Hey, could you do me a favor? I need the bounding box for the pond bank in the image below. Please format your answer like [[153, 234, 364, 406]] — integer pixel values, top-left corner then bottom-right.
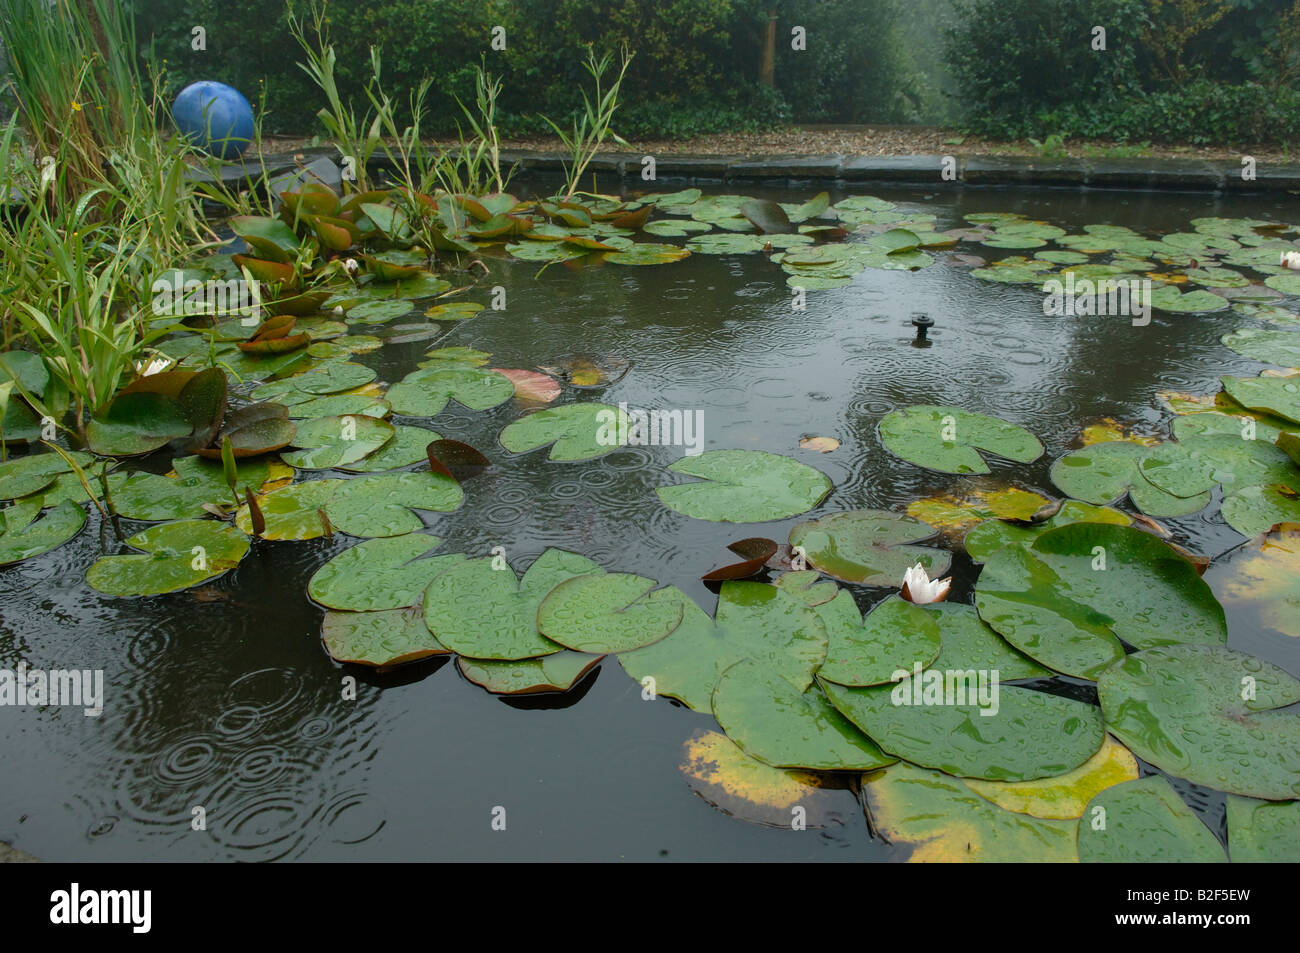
[[199, 146, 1300, 195]]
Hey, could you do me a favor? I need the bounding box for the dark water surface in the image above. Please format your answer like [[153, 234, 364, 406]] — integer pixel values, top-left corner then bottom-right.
[[2, 182, 1297, 860]]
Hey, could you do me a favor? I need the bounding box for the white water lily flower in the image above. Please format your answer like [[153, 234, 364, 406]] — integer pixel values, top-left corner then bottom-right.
[[1282, 251, 1300, 271], [343, 257, 359, 275], [134, 356, 174, 377], [900, 562, 951, 604]]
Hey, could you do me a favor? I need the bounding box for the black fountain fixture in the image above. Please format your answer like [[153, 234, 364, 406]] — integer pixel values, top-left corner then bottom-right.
[[910, 312, 934, 348]]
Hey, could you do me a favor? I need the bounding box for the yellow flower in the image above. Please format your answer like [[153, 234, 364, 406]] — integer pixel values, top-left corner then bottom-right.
[[71, 101, 82, 112]]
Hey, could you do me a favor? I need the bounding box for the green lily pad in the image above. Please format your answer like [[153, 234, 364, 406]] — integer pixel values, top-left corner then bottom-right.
[[0, 498, 86, 565], [307, 533, 465, 611], [964, 502, 1132, 563], [498, 403, 628, 461], [1222, 374, 1300, 424], [321, 605, 449, 667], [1077, 777, 1227, 863], [386, 365, 514, 417], [1143, 285, 1230, 313], [287, 394, 390, 420], [347, 300, 414, 324], [1050, 441, 1211, 517], [339, 424, 440, 472], [0, 350, 48, 395], [815, 592, 942, 687], [235, 479, 344, 539], [862, 761, 1079, 862], [1227, 795, 1300, 862], [618, 581, 829, 711], [787, 509, 950, 585], [86, 392, 193, 456], [1099, 644, 1300, 799], [879, 406, 1043, 475], [424, 302, 484, 320], [324, 471, 462, 537], [822, 673, 1105, 782], [1137, 433, 1298, 500], [656, 450, 831, 522], [711, 659, 893, 770], [1222, 328, 1300, 366], [108, 455, 286, 520], [642, 219, 711, 237], [1264, 272, 1300, 295], [685, 233, 767, 255], [456, 651, 603, 695], [86, 519, 250, 595], [282, 415, 395, 469], [537, 573, 684, 653], [974, 523, 1226, 680], [0, 451, 94, 501], [1220, 483, 1300, 539], [423, 549, 605, 659], [284, 361, 377, 396]]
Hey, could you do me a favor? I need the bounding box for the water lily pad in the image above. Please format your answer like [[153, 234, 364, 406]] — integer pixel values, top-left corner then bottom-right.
[[1050, 441, 1211, 517], [324, 471, 462, 537], [711, 659, 893, 770], [686, 233, 767, 255], [0, 451, 94, 501], [643, 219, 711, 237], [235, 479, 344, 539], [822, 674, 1104, 782], [1144, 285, 1230, 313], [618, 581, 828, 711], [815, 592, 942, 687], [1099, 644, 1300, 799], [537, 573, 683, 653], [423, 549, 604, 659], [86, 392, 193, 456], [1206, 522, 1300, 639], [86, 519, 250, 595], [1227, 795, 1300, 862], [1222, 328, 1300, 366], [307, 533, 464, 611], [339, 424, 440, 472], [603, 243, 690, 265], [1137, 433, 1298, 501], [0, 498, 85, 565], [286, 361, 377, 396], [788, 510, 950, 585], [386, 365, 513, 417], [1220, 484, 1300, 538], [964, 501, 1131, 563], [456, 651, 602, 695], [1076, 777, 1226, 863], [282, 415, 395, 469], [656, 450, 831, 522], [498, 403, 628, 461], [679, 729, 841, 829], [974, 523, 1226, 679], [321, 606, 448, 668], [108, 455, 287, 520], [879, 406, 1043, 475], [862, 761, 1079, 862], [287, 394, 390, 420], [1222, 374, 1300, 424], [907, 487, 1050, 532], [1264, 272, 1300, 295], [964, 735, 1138, 820]]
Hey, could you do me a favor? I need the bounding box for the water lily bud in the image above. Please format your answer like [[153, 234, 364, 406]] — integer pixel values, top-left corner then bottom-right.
[[1282, 251, 1300, 271]]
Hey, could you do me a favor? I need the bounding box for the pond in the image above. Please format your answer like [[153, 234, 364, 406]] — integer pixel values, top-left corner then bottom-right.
[[1, 180, 1298, 861]]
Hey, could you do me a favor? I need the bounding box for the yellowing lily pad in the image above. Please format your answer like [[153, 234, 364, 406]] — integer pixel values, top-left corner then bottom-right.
[[964, 735, 1138, 819]]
